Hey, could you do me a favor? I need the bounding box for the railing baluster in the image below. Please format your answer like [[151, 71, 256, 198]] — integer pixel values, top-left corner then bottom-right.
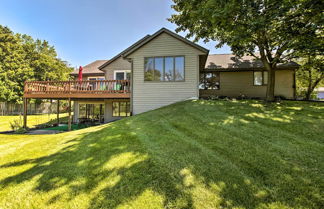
[[24, 79, 130, 96]]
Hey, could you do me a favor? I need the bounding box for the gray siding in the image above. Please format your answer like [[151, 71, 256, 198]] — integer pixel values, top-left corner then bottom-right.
[[101, 57, 131, 80], [200, 70, 295, 99], [104, 100, 124, 122]]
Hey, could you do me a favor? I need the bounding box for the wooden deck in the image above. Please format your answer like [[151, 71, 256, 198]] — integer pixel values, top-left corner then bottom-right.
[[24, 80, 131, 99]]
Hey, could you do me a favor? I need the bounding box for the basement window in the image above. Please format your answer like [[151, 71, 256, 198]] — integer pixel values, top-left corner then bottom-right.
[[112, 102, 131, 117]]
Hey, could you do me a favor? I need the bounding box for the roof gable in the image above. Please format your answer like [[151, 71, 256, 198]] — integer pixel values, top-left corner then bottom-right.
[[123, 28, 209, 57], [99, 28, 208, 70]]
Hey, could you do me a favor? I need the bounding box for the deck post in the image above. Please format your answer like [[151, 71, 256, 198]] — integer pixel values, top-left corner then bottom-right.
[[85, 104, 88, 119], [68, 98, 71, 131], [92, 104, 95, 121], [99, 104, 102, 123], [23, 98, 27, 129], [57, 99, 60, 125]]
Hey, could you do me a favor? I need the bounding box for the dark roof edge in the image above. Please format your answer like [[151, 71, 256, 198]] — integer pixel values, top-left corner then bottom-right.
[[202, 66, 298, 72], [70, 72, 105, 76], [123, 28, 209, 57], [98, 35, 151, 70], [83, 60, 107, 68]]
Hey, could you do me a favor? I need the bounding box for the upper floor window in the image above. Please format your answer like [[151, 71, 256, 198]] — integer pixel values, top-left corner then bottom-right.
[[254, 71, 268, 86], [114, 71, 131, 80], [88, 77, 105, 80], [88, 77, 105, 90], [144, 56, 185, 81]]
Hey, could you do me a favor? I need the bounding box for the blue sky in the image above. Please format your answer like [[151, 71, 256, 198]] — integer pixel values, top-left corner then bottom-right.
[[0, 0, 231, 67]]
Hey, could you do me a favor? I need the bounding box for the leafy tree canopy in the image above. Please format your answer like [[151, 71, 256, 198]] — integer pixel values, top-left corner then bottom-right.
[[296, 55, 324, 100], [169, 0, 323, 101], [0, 25, 73, 103]]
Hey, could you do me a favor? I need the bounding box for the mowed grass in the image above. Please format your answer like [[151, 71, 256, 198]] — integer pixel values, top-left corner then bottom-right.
[[0, 113, 68, 132], [0, 100, 323, 209]]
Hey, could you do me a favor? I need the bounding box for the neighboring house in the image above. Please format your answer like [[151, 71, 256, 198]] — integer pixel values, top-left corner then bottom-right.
[[70, 60, 107, 80], [23, 28, 298, 127], [200, 54, 297, 99], [315, 87, 324, 100]]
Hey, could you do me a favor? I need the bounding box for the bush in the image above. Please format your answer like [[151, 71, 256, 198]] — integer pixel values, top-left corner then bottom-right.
[[15, 127, 27, 134], [9, 115, 27, 133], [275, 95, 287, 102], [10, 116, 23, 131]]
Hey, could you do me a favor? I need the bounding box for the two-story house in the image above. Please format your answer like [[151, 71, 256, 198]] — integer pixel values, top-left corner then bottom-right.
[[23, 28, 297, 129]]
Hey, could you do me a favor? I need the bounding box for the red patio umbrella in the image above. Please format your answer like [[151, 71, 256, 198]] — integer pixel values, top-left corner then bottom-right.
[[78, 66, 83, 81]]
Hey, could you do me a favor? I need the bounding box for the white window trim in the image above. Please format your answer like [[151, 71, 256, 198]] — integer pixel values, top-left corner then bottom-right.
[[253, 71, 268, 86], [114, 70, 131, 80], [87, 76, 105, 80]]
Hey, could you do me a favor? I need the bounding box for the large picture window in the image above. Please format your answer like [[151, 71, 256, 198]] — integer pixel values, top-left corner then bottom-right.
[[254, 71, 268, 85], [200, 72, 220, 90], [112, 102, 131, 117], [144, 56, 185, 81]]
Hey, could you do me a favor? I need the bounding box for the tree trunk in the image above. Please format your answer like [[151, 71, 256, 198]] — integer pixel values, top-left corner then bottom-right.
[[266, 67, 276, 102], [305, 89, 313, 100], [261, 57, 275, 102], [305, 70, 313, 100], [305, 74, 324, 100], [259, 47, 276, 102]]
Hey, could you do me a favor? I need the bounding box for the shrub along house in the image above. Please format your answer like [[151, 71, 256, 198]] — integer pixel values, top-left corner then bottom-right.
[[23, 28, 298, 130]]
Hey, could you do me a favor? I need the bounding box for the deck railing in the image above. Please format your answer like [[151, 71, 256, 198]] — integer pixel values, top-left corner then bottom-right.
[[24, 80, 131, 98]]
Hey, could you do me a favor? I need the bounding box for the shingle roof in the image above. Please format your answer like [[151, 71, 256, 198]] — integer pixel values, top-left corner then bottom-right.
[[71, 60, 107, 75], [205, 54, 299, 70], [99, 28, 209, 70]]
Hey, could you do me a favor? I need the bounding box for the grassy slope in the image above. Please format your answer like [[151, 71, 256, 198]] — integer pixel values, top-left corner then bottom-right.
[[0, 114, 68, 132], [0, 100, 323, 209]]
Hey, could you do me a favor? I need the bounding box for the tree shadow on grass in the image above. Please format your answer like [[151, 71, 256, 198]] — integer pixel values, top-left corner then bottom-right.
[[0, 99, 323, 208], [0, 122, 194, 208], [128, 99, 324, 208]]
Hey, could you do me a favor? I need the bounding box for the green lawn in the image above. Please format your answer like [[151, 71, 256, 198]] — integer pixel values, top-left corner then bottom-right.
[[0, 113, 68, 132], [0, 100, 323, 209], [44, 124, 90, 131]]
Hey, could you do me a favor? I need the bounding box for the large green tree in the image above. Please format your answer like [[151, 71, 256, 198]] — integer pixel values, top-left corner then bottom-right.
[[0, 26, 33, 103], [21, 36, 71, 81], [296, 55, 324, 100], [169, 0, 323, 101], [0, 25, 72, 103]]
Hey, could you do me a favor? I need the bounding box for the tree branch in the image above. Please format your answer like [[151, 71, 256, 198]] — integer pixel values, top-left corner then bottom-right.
[[247, 50, 259, 59], [274, 41, 289, 62], [312, 73, 324, 89]]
